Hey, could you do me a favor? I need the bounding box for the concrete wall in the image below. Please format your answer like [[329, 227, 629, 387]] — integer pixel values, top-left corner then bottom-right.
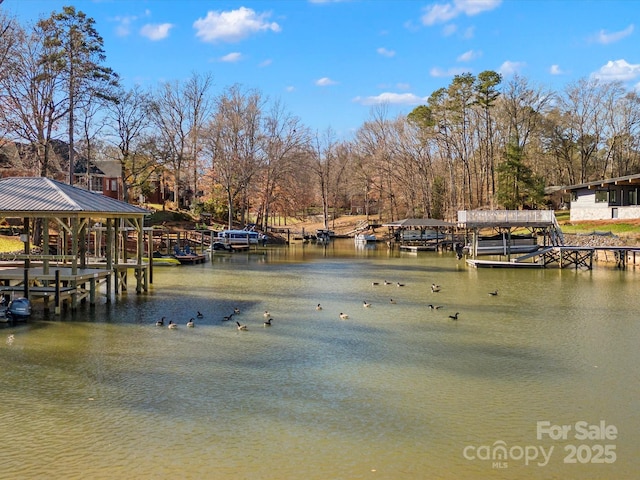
[[570, 188, 640, 220]]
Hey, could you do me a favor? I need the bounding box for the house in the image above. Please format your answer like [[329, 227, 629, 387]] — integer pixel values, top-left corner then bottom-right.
[[562, 173, 640, 221], [74, 158, 122, 200]]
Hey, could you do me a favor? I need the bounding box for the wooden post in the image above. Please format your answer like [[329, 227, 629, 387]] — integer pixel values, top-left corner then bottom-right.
[[54, 269, 61, 314], [106, 218, 113, 301]]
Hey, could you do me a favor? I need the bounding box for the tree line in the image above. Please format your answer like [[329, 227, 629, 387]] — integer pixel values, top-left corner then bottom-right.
[[1, 6, 640, 230]]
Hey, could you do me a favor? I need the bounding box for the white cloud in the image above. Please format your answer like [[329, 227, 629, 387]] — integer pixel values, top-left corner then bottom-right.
[[592, 59, 640, 82], [140, 23, 173, 41], [457, 49, 480, 62], [396, 82, 411, 90], [442, 24, 457, 36], [377, 47, 396, 58], [285, 86, 295, 92], [316, 77, 338, 86], [353, 92, 429, 106], [550, 64, 564, 75], [421, 0, 502, 26], [498, 60, 525, 76], [593, 24, 634, 45], [193, 7, 281, 43], [259, 59, 273, 67], [112, 10, 151, 37], [430, 66, 469, 77], [220, 52, 242, 63]]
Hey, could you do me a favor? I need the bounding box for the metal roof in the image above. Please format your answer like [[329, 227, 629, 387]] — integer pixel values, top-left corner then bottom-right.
[[561, 173, 640, 191], [0, 176, 149, 217], [382, 218, 456, 228]]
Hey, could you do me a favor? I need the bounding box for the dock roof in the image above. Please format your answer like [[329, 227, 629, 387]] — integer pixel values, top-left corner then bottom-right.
[[0, 176, 149, 218]]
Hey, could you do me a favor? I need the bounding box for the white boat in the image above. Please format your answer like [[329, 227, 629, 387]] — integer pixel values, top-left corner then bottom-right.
[[212, 229, 260, 246], [355, 233, 377, 243], [399, 229, 440, 241]]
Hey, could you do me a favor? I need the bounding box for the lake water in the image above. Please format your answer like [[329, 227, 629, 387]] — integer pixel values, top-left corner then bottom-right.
[[1, 240, 639, 479]]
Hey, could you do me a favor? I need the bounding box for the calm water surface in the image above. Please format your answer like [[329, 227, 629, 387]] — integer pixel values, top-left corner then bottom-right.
[[1, 240, 639, 479]]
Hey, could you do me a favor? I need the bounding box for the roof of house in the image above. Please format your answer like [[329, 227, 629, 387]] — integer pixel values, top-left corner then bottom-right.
[[561, 173, 640, 191], [0, 176, 148, 217]]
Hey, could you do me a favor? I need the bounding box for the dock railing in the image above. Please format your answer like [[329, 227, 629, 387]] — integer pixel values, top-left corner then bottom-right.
[[458, 210, 556, 226]]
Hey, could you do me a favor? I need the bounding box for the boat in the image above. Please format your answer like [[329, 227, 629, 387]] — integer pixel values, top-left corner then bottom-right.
[[315, 229, 334, 242], [399, 229, 440, 241], [144, 252, 181, 266], [213, 229, 260, 245], [466, 234, 540, 256], [171, 245, 207, 264], [6, 297, 31, 320], [355, 233, 377, 243]]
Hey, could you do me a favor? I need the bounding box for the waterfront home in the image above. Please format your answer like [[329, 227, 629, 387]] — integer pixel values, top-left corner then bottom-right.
[[562, 173, 640, 221]]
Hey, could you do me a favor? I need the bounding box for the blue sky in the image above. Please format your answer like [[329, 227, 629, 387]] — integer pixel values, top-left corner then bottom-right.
[[3, 0, 640, 138]]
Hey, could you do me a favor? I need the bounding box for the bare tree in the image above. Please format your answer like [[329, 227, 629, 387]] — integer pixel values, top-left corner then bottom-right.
[[203, 84, 265, 228], [0, 20, 67, 177], [257, 99, 310, 230], [104, 85, 153, 202]]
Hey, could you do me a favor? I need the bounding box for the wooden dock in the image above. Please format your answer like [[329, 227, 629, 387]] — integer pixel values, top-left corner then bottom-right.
[[0, 261, 150, 314]]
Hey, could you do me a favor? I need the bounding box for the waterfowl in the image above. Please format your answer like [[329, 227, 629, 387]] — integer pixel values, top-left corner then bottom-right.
[[196, 311, 204, 319], [156, 317, 165, 326], [448, 312, 460, 320], [234, 307, 240, 314], [384, 280, 392, 285], [223, 313, 234, 321], [263, 318, 272, 326], [488, 290, 498, 296], [428, 304, 443, 310], [236, 321, 248, 331], [187, 318, 195, 327], [339, 312, 349, 320], [397, 282, 405, 287], [371, 282, 380, 286], [263, 311, 271, 318], [389, 299, 396, 304], [431, 284, 441, 293], [363, 301, 371, 308], [168, 320, 178, 329]]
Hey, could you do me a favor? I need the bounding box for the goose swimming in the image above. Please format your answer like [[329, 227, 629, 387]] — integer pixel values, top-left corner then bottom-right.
[[339, 312, 349, 320], [187, 318, 195, 327], [168, 320, 178, 329], [156, 317, 165, 326], [236, 321, 248, 331], [448, 312, 459, 320]]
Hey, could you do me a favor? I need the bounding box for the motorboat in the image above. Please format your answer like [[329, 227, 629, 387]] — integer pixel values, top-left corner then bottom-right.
[[355, 233, 377, 243], [315, 229, 334, 242], [213, 229, 260, 245], [7, 297, 31, 320]]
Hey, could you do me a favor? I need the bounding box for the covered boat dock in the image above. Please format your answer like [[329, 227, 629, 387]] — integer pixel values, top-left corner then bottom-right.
[[0, 177, 150, 314], [382, 218, 458, 252]]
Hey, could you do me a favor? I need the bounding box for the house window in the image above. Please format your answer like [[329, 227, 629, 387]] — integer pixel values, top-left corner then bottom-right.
[[90, 177, 103, 191], [570, 191, 577, 202], [595, 190, 608, 203], [609, 189, 617, 204], [629, 189, 638, 206], [111, 179, 117, 191]]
